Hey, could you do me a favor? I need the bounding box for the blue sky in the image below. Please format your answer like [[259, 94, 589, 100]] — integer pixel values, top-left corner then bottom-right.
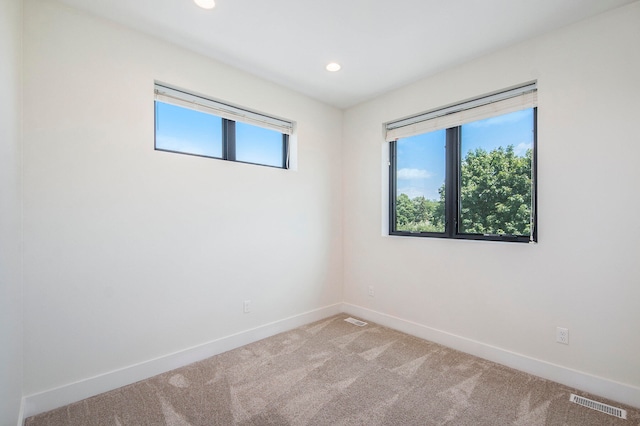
[[155, 102, 223, 157], [155, 101, 283, 167], [396, 108, 534, 200], [235, 122, 283, 167]]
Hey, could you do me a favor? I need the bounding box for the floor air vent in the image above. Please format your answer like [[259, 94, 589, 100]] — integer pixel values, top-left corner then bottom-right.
[[344, 317, 367, 327], [569, 394, 626, 419]]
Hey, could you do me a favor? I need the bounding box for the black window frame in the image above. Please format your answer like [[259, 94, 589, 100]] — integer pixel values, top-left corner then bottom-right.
[[154, 83, 291, 170], [222, 117, 289, 169], [389, 108, 537, 243]]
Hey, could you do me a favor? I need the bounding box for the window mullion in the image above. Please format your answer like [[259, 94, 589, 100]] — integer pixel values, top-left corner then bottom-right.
[[389, 141, 398, 233], [445, 127, 460, 238], [282, 134, 289, 169], [531, 107, 538, 242], [224, 119, 236, 161]]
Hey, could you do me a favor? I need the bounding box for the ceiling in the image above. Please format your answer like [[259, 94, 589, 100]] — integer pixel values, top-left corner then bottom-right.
[[53, 0, 634, 109]]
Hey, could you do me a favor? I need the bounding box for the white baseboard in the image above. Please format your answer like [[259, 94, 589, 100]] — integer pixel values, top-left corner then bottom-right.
[[21, 302, 640, 419], [23, 303, 342, 419], [341, 303, 640, 409]]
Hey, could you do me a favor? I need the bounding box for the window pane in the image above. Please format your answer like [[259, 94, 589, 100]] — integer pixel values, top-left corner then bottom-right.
[[459, 108, 534, 236], [235, 122, 284, 168], [395, 130, 446, 233], [155, 101, 222, 158]]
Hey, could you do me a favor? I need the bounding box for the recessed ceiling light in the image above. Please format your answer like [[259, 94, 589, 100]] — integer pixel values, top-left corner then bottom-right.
[[194, 0, 215, 9], [326, 62, 341, 72]]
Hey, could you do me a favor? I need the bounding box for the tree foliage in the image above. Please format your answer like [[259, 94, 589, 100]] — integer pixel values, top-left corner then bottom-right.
[[395, 145, 531, 235], [459, 146, 532, 235], [395, 194, 444, 233]]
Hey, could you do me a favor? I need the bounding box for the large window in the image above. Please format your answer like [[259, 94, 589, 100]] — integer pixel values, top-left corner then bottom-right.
[[388, 83, 537, 243], [154, 83, 293, 169]]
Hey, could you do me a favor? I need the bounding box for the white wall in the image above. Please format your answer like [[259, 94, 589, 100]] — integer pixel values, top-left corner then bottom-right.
[[22, 0, 342, 399], [343, 0, 640, 404], [0, 0, 24, 424]]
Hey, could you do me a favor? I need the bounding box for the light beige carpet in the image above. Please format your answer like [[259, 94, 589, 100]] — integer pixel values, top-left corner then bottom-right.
[[25, 314, 639, 425]]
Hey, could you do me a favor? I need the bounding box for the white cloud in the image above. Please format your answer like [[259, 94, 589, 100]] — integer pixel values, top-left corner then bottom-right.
[[397, 186, 440, 200], [514, 142, 532, 156], [397, 168, 432, 180]]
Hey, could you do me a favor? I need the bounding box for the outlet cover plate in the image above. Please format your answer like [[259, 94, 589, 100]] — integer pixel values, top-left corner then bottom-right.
[[556, 327, 569, 344]]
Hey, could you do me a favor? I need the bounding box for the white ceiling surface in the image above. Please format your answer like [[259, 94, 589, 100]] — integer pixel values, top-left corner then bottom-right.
[[54, 0, 634, 109]]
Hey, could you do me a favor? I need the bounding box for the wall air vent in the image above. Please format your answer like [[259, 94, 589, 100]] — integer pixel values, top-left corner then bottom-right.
[[569, 394, 626, 419], [344, 317, 368, 327]]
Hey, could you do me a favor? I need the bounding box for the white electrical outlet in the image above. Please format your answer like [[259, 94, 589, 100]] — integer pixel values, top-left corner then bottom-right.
[[368, 286, 375, 297], [556, 327, 569, 344], [243, 300, 251, 313]]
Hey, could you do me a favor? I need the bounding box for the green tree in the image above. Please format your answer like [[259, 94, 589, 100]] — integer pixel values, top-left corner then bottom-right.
[[411, 196, 429, 223], [432, 189, 445, 229], [459, 145, 532, 235], [395, 145, 530, 235], [396, 194, 445, 233], [395, 193, 415, 227]]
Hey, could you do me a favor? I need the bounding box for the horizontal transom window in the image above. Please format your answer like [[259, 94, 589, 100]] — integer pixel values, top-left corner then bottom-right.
[[154, 83, 293, 169]]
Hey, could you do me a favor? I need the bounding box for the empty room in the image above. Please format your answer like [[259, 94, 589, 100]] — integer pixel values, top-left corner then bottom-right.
[[1, 0, 639, 424]]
